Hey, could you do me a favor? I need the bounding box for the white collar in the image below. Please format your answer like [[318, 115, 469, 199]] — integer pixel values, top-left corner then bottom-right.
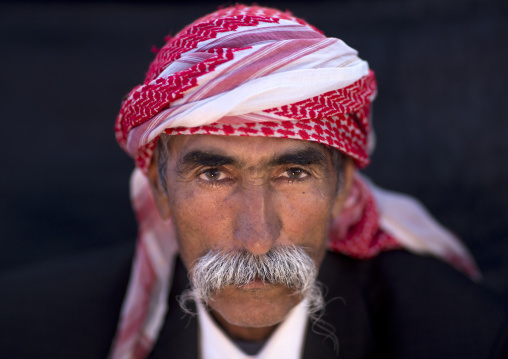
[[196, 297, 309, 359]]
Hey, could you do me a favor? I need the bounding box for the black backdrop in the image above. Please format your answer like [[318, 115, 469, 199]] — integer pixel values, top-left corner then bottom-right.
[[1, 0, 507, 299]]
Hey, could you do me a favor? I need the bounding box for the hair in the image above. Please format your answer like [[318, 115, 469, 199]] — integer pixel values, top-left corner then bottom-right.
[[156, 133, 172, 190], [155, 133, 346, 192], [185, 245, 317, 302]]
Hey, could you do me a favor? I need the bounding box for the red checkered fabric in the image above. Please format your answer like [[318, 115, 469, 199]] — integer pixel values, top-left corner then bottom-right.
[[115, 4, 375, 172]]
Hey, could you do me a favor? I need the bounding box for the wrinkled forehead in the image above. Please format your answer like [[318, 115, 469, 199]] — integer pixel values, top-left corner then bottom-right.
[[163, 133, 332, 162]]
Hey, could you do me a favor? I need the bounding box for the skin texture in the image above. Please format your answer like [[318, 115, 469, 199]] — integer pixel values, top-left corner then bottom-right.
[[147, 135, 354, 341]]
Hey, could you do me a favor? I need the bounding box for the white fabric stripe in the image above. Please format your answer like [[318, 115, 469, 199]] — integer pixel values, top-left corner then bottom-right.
[[221, 112, 291, 123], [144, 231, 170, 279], [198, 24, 324, 51], [144, 271, 169, 339]]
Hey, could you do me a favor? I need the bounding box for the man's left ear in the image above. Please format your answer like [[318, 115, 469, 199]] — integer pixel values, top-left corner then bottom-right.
[[331, 157, 355, 218], [147, 150, 172, 220]]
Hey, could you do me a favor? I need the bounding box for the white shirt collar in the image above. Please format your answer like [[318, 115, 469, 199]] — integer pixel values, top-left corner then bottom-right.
[[196, 298, 309, 359]]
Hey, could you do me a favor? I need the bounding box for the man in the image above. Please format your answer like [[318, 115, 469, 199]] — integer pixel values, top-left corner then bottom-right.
[[107, 5, 508, 358], [1, 4, 507, 359]]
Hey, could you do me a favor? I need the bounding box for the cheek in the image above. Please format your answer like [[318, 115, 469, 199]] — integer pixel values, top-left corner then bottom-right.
[[168, 185, 234, 267], [277, 188, 334, 258], [168, 177, 336, 268]]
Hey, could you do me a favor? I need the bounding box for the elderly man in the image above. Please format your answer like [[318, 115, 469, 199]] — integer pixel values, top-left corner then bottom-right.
[[104, 5, 508, 358], [1, 4, 507, 359]]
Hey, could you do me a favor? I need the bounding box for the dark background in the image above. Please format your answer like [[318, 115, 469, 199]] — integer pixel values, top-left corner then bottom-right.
[[1, 0, 507, 300]]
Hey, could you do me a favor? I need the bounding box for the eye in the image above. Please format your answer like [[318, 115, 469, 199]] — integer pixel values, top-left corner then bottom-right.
[[281, 168, 310, 180], [199, 168, 227, 182]]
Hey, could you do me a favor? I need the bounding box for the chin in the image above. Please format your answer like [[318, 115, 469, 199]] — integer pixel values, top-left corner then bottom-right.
[[208, 284, 303, 328]]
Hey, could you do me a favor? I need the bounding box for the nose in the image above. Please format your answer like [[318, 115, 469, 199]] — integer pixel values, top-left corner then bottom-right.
[[233, 183, 281, 255]]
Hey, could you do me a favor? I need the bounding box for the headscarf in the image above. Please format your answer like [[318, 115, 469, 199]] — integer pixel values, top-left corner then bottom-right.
[[115, 5, 375, 171], [110, 5, 478, 359]]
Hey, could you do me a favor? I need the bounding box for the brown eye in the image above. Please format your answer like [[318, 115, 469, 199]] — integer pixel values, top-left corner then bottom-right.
[[202, 169, 221, 180], [284, 168, 308, 179], [199, 168, 227, 182]]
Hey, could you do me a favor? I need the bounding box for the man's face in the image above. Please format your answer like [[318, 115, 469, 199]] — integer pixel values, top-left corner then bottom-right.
[[148, 134, 352, 337]]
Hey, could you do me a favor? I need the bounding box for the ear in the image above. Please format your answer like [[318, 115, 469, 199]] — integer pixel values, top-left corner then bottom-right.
[[331, 157, 355, 218], [147, 149, 172, 220]]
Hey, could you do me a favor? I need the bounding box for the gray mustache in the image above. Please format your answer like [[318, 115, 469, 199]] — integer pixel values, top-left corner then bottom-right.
[[190, 246, 317, 301]]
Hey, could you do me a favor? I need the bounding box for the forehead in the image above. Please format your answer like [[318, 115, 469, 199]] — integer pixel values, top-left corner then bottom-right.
[[166, 134, 330, 163]]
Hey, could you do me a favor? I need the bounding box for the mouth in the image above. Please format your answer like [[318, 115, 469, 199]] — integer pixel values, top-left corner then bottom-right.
[[239, 277, 270, 289]]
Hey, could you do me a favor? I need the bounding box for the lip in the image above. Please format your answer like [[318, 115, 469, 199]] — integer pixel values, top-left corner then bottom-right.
[[240, 278, 270, 289]]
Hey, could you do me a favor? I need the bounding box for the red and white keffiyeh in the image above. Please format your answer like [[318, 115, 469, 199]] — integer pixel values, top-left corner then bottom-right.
[[110, 5, 479, 359], [115, 5, 375, 172]]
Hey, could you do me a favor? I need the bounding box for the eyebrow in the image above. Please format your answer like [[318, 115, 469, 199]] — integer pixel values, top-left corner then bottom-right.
[[268, 148, 328, 168], [178, 150, 237, 173], [177, 147, 328, 173]]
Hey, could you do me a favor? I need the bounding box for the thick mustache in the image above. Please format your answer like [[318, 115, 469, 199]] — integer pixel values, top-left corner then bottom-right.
[[189, 246, 317, 301]]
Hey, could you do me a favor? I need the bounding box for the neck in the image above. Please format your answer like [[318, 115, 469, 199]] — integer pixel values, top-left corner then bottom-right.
[[210, 309, 277, 342]]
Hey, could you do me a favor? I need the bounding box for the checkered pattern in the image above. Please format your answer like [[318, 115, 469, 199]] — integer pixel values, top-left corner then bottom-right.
[[115, 4, 375, 173]]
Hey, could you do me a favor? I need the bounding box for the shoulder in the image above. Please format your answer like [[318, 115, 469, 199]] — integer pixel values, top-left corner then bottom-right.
[[0, 242, 134, 359], [319, 250, 508, 358]]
